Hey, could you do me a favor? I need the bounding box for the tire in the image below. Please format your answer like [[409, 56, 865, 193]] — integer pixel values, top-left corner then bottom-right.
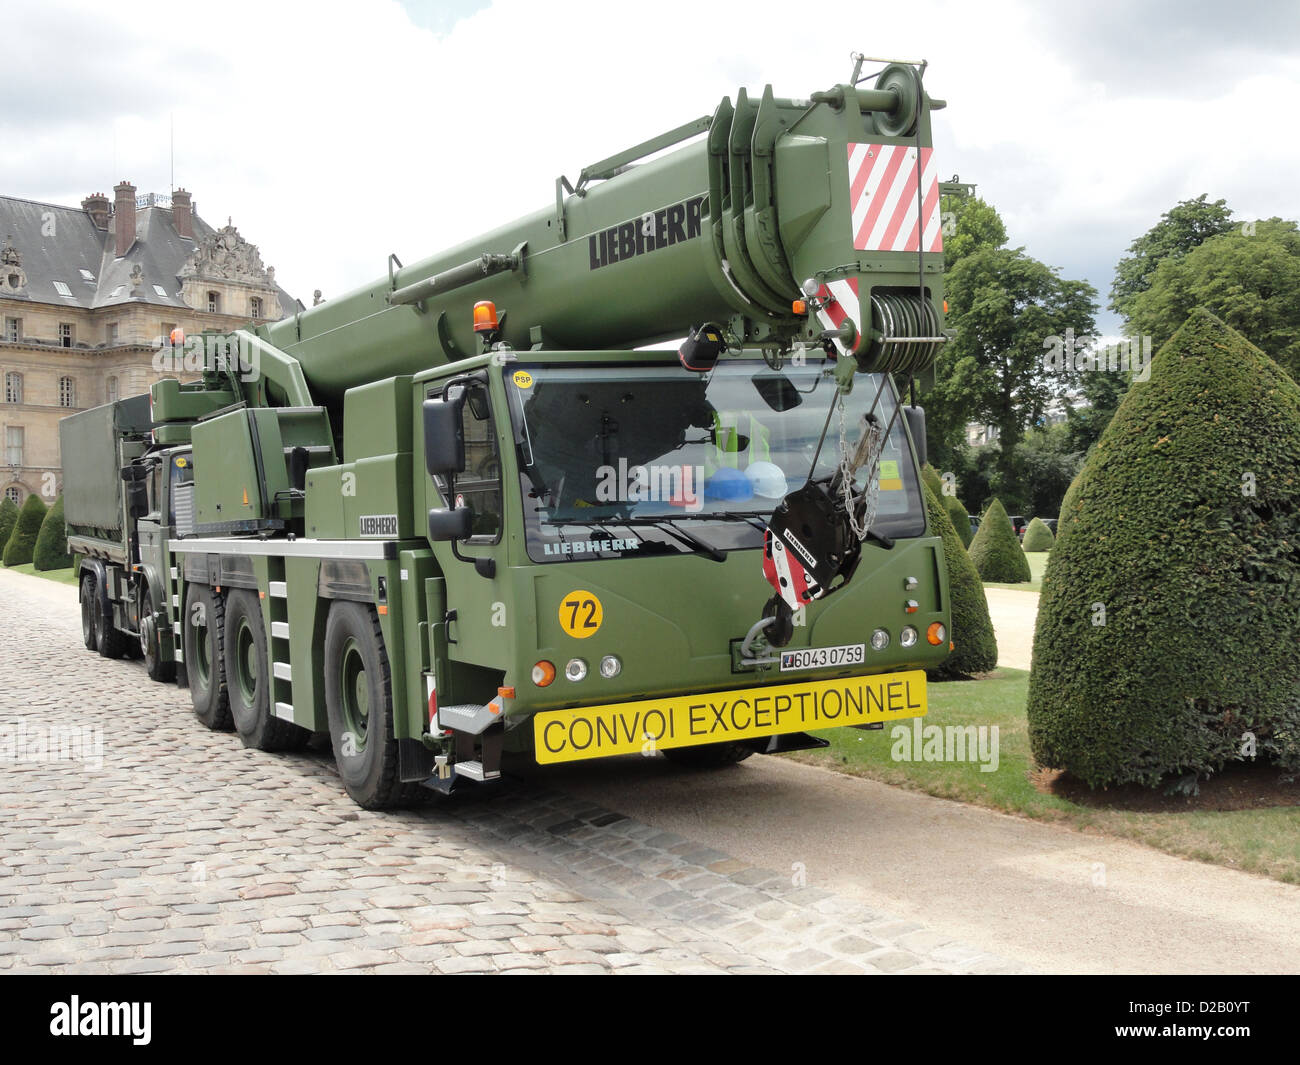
[[93, 575, 130, 660], [662, 741, 756, 768], [323, 600, 421, 810], [139, 584, 175, 683], [80, 573, 97, 651], [184, 583, 231, 730], [224, 588, 307, 751]]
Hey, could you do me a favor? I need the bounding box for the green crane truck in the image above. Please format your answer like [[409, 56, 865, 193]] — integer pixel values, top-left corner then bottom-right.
[[62, 58, 955, 808]]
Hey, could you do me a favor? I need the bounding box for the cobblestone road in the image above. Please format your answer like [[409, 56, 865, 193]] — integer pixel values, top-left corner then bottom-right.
[[0, 568, 1027, 974]]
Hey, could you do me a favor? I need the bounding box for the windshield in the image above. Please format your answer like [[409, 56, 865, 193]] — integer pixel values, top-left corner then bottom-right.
[[505, 358, 925, 562]]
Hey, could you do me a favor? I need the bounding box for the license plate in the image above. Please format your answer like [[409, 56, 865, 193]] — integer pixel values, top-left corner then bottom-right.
[[532, 670, 926, 765], [779, 643, 865, 672]]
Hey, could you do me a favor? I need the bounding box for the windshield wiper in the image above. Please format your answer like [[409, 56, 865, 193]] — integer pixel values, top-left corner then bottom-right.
[[542, 515, 724, 562]]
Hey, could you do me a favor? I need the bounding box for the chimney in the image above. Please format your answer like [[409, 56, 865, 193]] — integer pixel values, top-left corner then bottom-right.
[[113, 180, 136, 258], [172, 187, 193, 240], [82, 192, 110, 230]]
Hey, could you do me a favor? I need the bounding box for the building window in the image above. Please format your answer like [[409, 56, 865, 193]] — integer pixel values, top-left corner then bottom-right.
[[250, 297, 263, 319], [53, 280, 73, 297], [59, 376, 76, 408], [5, 426, 22, 466], [207, 291, 220, 314], [4, 317, 19, 342], [4, 372, 21, 404], [107, 376, 119, 403], [4, 485, 20, 505], [59, 323, 73, 348], [107, 322, 119, 344]]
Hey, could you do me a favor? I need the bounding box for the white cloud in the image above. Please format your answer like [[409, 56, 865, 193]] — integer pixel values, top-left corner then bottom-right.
[[4, 0, 1296, 332]]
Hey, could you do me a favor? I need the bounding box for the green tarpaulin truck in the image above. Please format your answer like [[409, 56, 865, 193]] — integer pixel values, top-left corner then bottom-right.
[[62, 58, 955, 808]]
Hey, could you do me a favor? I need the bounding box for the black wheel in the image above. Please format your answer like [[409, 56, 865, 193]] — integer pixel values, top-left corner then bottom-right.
[[138, 584, 175, 683], [324, 600, 421, 809], [93, 579, 130, 660], [662, 741, 756, 768], [79, 572, 97, 651], [184, 583, 231, 730], [224, 588, 307, 751]]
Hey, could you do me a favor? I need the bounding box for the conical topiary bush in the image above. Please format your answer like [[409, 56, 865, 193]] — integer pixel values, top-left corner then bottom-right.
[[924, 482, 998, 676], [0, 496, 17, 552], [1028, 310, 1300, 788], [33, 496, 73, 571], [3, 493, 47, 567], [942, 492, 973, 547], [968, 498, 1031, 582], [921, 463, 944, 501], [1021, 516, 1055, 552]]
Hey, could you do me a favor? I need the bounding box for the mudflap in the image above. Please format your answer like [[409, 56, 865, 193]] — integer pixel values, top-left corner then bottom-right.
[[750, 731, 830, 755]]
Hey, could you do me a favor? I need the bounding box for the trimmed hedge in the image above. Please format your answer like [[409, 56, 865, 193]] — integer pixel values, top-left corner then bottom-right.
[[943, 492, 973, 547], [0, 497, 17, 553], [920, 463, 944, 501], [33, 496, 73, 571], [1028, 311, 1300, 788], [925, 482, 998, 676], [3, 494, 47, 567], [1021, 516, 1055, 552], [968, 498, 1031, 582]]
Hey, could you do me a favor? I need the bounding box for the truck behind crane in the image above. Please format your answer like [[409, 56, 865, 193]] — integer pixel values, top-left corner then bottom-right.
[[63, 58, 954, 808]]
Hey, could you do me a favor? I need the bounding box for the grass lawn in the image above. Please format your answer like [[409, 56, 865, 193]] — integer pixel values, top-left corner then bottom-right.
[[984, 547, 1049, 592], [4, 562, 79, 586], [789, 668, 1300, 885]]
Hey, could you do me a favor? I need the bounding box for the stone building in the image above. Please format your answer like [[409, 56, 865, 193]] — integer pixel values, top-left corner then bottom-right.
[[0, 181, 299, 505]]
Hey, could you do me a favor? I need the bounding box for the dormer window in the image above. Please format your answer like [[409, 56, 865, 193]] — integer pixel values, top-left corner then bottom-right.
[[207, 291, 221, 314], [250, 297, 263, 319]]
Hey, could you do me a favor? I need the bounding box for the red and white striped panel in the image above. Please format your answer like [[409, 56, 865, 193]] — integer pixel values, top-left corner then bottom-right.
[[813, 277, 861, 356], [847, 143, 942, 254]]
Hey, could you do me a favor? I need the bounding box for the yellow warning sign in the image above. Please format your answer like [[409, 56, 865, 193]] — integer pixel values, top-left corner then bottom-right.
[[512, 370, 534, 389], [534, 670, 927, 764], [558, 591, 602, 638]]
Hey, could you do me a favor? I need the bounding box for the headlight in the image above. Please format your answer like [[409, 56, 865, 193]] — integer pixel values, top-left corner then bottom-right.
[[900, 626, 918, 649], [927, 623, 947, 646], [599, 655, 621, 678], [870, 628, 890, 651], [564, 658, 588, 682]]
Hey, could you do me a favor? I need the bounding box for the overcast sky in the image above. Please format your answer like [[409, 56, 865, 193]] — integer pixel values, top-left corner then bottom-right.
[[4, 0, 1297, 335]]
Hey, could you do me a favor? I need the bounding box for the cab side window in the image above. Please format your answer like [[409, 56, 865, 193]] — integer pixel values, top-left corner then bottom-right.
[[451, 383, 502, 543]]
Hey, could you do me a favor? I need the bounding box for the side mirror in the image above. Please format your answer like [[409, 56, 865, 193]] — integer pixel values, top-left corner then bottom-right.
[[120, 463, 148, 482], [427, 507, 472, 542], [753, 371, 802, 412], [903, 405, 927, 470], [423, 396, 466, 476]]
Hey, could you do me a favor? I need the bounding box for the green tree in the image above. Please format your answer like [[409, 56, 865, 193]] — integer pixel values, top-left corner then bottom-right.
[[1029, 311, 1300, 787], [33, 496, 72, 570], [0, 496, 17, 551], [1110, 195, 1235, 320], [923, 483, 997, 677], [927, 247, 1097, 484], [3, 494, 47, 567], [1127, 219, 1300, 381], [941, 193, 1007, 273]]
